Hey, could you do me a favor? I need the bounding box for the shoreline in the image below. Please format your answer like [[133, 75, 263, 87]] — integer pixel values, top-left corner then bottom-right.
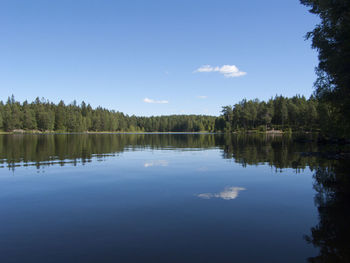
[[0, 130, 216, 135], [0, 129, 291, 135], [2, 130, 348, 143], [0, 129, 308, 135]]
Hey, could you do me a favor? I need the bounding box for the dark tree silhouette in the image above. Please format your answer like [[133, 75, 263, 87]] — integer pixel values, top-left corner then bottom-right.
[[301, 0, 350, 138]]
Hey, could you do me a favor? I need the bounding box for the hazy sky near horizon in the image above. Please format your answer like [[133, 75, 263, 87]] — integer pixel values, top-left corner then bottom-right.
[[0, 0, 319, 116]]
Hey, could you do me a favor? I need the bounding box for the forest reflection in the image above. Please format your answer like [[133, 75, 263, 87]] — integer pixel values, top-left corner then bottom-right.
[[304, 160, 350, 263], [0, 133, 349, 261], [0, 133, 335, 170]]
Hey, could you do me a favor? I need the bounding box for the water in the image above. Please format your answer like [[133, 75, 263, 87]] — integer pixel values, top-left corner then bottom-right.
[[0, 134, 348, 263]]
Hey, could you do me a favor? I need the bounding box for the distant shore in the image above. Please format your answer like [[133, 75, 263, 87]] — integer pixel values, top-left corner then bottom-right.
[[0, 129, 294, 135], [0, 130, 216, 135]]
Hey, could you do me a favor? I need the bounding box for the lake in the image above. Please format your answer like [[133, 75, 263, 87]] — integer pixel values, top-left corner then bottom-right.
[[0, 134, 348, 263]]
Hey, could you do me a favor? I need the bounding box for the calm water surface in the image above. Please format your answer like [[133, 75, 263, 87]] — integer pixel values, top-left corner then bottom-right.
[[0, 134, 348, 263]]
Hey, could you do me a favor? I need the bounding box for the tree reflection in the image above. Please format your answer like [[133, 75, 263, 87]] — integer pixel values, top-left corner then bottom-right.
[[305, 160, 350, 262], [0, 133, 349, 261], [0, 133, 327, 170], [0, 133, 218, 169]]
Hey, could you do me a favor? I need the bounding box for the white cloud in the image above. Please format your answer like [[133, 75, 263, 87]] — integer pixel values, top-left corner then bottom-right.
[[143, 97, 169, 104], [196, 65, 214, 73], [195, 64, 247, 78], [197, 95, 207, 99], [197, 186, 246, 200]]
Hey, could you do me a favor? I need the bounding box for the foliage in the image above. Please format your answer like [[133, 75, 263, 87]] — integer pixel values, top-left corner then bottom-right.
[[301, 0, 350, 137], [217, 95, 320, 132], [0, 96, 216, 132]]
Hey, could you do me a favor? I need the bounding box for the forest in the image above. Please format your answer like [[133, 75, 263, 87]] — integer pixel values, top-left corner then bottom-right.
[[216, 95, 320, 132], [0, 94, 330, 134], [0, 95, 216, 132]]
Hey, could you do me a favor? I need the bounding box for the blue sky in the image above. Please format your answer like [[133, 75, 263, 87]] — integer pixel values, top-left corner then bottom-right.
[[0, 0, 318, 116]]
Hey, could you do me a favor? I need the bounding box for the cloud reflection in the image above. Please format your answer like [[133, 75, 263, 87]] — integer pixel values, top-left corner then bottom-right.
[[144, 160, 169, 168], [198, 187, 246, 200], [197, 166, 208, 172]]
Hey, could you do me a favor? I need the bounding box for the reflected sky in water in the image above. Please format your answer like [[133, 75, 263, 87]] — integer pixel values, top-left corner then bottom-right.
[[144, 160, 169, 167], [0, 134, 348, 263], [198, 186, 246, 200]]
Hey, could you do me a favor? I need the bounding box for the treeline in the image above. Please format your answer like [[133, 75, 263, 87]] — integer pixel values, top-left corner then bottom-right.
[[0, 95, 343, 135], [0, 96, 216, 132], [216, 95, 326, 132]]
